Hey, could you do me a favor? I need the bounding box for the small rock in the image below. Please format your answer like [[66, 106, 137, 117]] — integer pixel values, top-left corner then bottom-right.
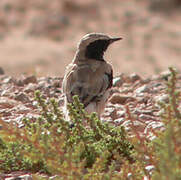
[[0, 109, 12, 116], [160, 70, 171, 81], [139, 114, 155, 121], [109, 108, 117, 120], [145, 165, 155, 173], [49, 175, 60, 180], [135, 85, 149, 94], [1, 89, 10, 96], [16, 174, 33, 180], [3, 76, 13, 84], [55, 89, 62, 93], [135, 93, 144, 97], [15, 79, 24, 86], [0, 67, 5, 75], [120, 86, 132, 93], [14, 93, 30, 103], [129, 73, 141, 82], [52, 80, 61, 88], [23, 75, 37, 84], [113, 76, 124, 87], [24, 83, 37, 93], [151, 74, 160, 80], [155, 94, 169, 104], [109, 93, 135, 104], [109, 88, 120, 96], [13, 114, 24, 124], [114, 118, 125, 124], [141, 78, 151, 84], [134, 108, 154, 116], [37, 80, 50, 90], [13, 104, 30, 114], [144, 121, 164, 133], [121, 120, 131, 131], [0, 97, 17, 108], [117, 110, 125, 117], [151, 82, 162, 88], [137, 96, 150, 104]]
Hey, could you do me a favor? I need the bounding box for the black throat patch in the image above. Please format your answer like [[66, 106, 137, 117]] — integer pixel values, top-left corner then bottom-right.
[[85, 40, 110, 60]]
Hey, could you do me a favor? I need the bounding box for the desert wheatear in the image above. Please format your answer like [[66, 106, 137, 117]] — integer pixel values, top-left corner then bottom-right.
[[62, 33, 122, 120]]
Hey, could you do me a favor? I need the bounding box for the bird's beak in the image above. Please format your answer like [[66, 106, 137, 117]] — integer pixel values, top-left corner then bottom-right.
[[109, 37, 122, 43]]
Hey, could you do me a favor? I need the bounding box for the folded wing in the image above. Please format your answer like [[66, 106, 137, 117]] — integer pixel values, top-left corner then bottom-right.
[[63, 63, 112, 107]]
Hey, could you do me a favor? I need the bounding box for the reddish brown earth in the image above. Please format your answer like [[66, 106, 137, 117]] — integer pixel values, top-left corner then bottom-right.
[[0, 0, 181, 78], [0, 71, 181, 179]]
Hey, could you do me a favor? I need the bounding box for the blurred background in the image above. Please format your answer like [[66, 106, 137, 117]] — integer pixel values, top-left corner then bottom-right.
[[0, 0, 181, 78]]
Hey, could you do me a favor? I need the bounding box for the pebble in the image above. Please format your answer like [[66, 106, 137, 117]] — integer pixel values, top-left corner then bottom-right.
[[144, 121, 164, 135], [131, 120, 145, 131], [109, 93, 135, 104], [23, 75, 37, 84], [154, 94, 169, 104], [49, 175, 60, 180], [117, 110, 125, 117], [139, 114, 155, 121], [3, 76, 14, 84], [135, 85, 149, 94], [1, 89, 10, 96], [0, 109, 12, 116], [110, 88, 121, 96], [133, 108, 154, 115], [136, 93, 145, 97], [113, 76, 124, 87], [129, 73, 141, 82], [109, 108, 118, 120], [121, 120, 131, 130], [9, 174, 32, 180], [160, 70, 171, 81], [145, 165, 155, 173], [14, 93, 30, 103], [24, 83, 37, 93], [0, 97, 17, 108], [114, 118, 125, 124], [13, 104, 30, 114], [15, 79, 24, 86], [52, 80, 61, 88], [152, 82, 162, 88]]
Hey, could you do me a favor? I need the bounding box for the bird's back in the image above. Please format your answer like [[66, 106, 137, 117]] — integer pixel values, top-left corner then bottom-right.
[[63, 59, 112, 107]]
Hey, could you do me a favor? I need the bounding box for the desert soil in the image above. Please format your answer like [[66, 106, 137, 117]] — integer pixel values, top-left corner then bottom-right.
[[0, 0, 181, 77], [0, 71, 181, 179]]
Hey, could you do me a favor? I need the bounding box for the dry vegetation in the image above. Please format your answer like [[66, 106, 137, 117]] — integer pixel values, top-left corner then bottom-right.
[[0, 68, 180, 179]]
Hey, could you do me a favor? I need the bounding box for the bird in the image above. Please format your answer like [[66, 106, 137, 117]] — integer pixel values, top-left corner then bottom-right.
[[62, 32, 122, 121]]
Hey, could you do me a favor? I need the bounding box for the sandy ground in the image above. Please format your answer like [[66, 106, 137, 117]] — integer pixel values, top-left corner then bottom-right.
[[0, 0, 181, 78]]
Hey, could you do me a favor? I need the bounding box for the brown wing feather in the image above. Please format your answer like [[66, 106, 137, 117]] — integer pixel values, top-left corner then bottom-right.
[[63, 61, 112, 107]]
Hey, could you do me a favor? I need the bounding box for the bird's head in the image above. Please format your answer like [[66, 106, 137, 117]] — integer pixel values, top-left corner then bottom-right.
[[75, 33, 122, 61]]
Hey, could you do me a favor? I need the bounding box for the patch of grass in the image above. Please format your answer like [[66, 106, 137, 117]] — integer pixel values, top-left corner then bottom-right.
[[0, 91, 133, 178]]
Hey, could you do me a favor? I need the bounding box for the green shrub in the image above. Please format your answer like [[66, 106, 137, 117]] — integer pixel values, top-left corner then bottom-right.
[[125, 67, 181, 180], [0, 91, 133, 178], [151, 68, 181, 179], [0, 67, 180, 179]]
